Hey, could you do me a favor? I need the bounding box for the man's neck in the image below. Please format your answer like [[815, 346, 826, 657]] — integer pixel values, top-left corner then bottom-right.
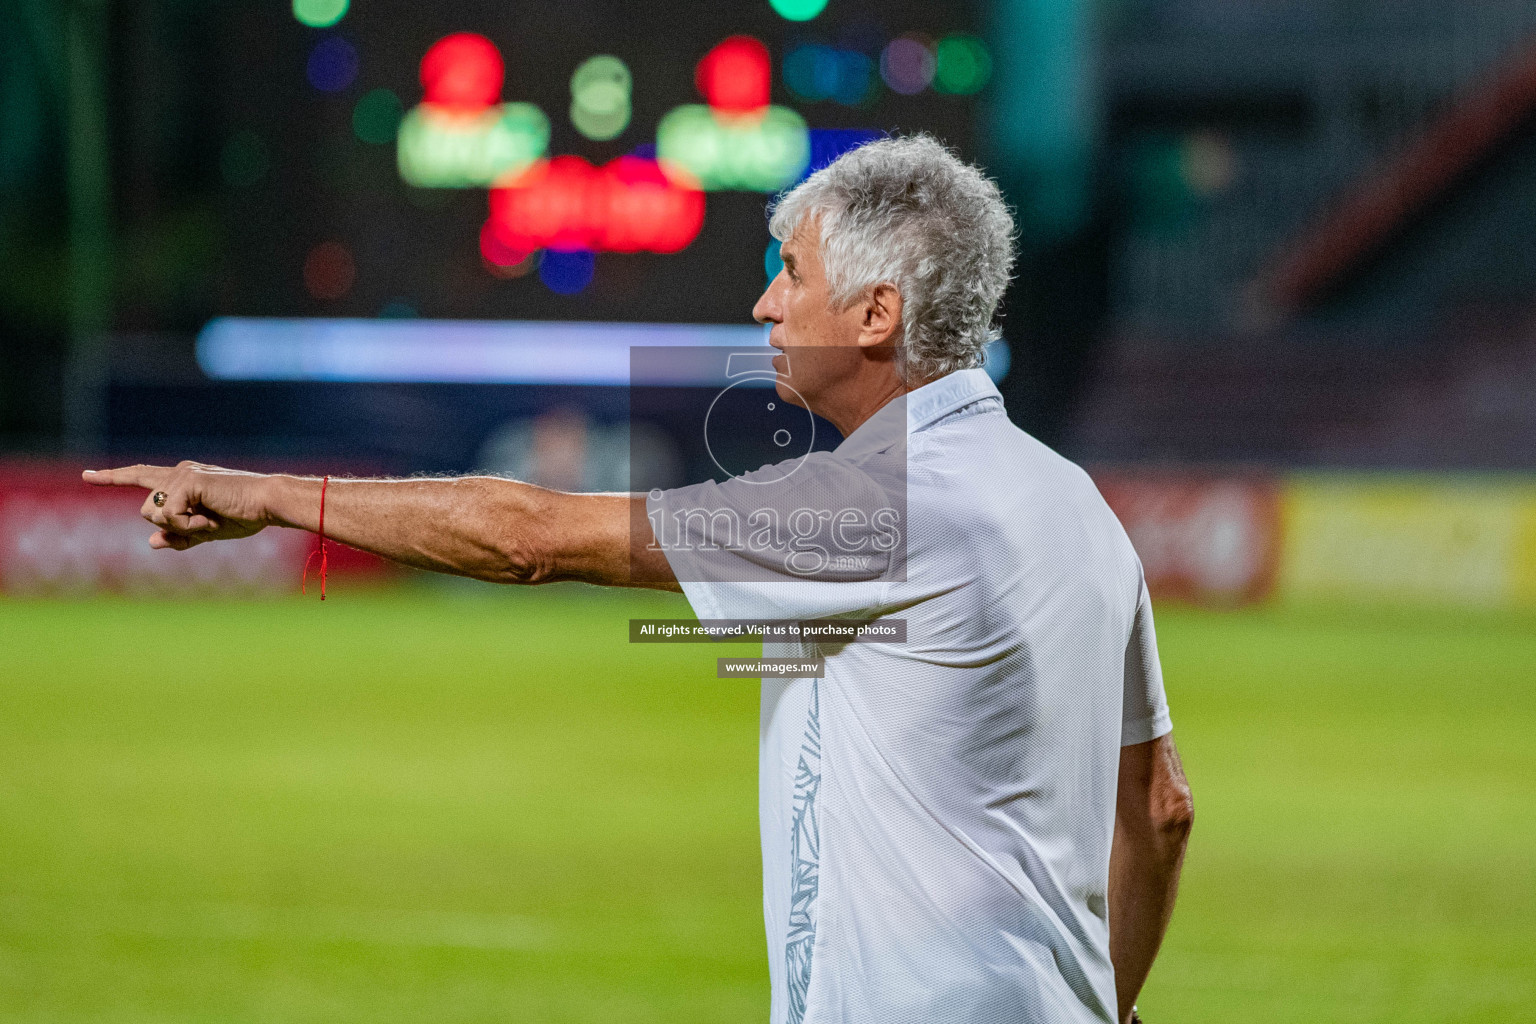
[[821, 371, 933, 438]]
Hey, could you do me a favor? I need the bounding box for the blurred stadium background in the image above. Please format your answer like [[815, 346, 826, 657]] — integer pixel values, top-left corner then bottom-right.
[[1, 1, 1533, 1022]]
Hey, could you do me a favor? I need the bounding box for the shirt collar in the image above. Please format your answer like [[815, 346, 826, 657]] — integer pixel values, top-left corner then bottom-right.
[[834, 368, 1002, 461]]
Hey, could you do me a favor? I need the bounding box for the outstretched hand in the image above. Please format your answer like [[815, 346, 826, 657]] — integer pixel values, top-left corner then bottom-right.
[[82, 461, 272, 551]]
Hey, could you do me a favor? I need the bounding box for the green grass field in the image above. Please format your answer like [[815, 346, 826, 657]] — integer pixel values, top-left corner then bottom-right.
[[2, 586, 1532, 1023]]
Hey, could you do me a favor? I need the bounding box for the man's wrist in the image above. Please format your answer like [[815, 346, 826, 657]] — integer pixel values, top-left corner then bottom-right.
[[258, 474, 312, 531]]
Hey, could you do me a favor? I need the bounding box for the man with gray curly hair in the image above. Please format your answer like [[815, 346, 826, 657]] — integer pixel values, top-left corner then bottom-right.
[[87, 135, 1190, 1024], [767, 134, 1016, 383]]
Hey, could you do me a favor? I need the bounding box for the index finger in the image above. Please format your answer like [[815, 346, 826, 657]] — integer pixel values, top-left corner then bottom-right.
[[82, 465, 172, 489]]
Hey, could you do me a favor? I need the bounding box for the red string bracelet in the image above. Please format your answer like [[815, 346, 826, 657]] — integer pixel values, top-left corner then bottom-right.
[[301, 475, 330, 600]]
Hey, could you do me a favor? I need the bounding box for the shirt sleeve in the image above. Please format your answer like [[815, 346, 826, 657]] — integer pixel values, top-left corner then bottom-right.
[[1122, 571, 1174, 746], [647, 451, 900, 623]]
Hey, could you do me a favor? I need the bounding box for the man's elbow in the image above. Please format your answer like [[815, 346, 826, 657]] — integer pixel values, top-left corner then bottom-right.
[[484, 486, 564, 585], [489, 538, 559, 585], [1152, 777, 1194, 847]]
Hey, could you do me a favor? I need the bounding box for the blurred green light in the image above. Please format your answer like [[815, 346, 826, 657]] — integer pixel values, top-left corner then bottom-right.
[[353, 89, 404, 145], [571, 55, 632, 141], [933, 35, 991, 95], [572, 103, 630, 141], [397, 102, 549, 188], [292, 0, 348, 29], [220, 130, 270, 189], [769, 0, 829, 22], [657, 105, 809, 191], [572, 56, 630, 99]]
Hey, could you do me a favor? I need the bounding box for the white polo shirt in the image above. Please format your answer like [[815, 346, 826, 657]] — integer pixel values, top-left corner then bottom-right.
[[650, 368, 1172, 1024]]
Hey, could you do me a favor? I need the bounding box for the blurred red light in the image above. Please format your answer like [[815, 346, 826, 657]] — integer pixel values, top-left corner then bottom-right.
[[479, 220, 533, 268], [420, 33, 504, 110], [488, 156, 705, 255], [695, 36, 771, 114]]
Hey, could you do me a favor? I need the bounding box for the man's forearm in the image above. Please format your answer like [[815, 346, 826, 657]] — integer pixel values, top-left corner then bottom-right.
[[83, 461, 677, 588], [260, 474, 649, 587], [1109, 734, 1193, 1022]]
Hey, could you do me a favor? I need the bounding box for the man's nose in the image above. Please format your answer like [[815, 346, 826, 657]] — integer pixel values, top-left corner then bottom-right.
[[752, 276, 782, 326]]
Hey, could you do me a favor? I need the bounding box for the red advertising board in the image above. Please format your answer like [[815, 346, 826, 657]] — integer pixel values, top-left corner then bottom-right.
[[0, 462, 388, 595], [1092, 471, 1282, 605]]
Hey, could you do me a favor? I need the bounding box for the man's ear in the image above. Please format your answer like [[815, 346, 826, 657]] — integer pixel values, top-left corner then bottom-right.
[[857, 283, 903, 348]]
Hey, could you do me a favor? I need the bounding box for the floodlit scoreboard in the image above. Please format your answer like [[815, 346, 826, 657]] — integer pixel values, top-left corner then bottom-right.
[[216, 0, 992, 326]]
